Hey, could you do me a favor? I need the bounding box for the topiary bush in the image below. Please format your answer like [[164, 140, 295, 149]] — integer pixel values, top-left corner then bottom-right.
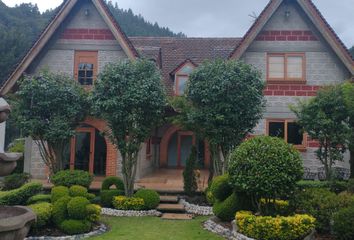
[[3, 173, 30, 190], [0, 182, 42, 205], [50, 170, 93, 188], [229, 136, 303, 211], [69, 185, 88, 198], [101, 176, 124, 191], [86, 204, 101, 222], [210, 174, 233, 202], [27, 194, 51, 205], [51, 186, 69, 203], [28, 202, 52, 228], [67, 197, 90, 220], [112, 196, 145, 210], [183, 146, 198, 196], [52, 196, 72, 225], [213, 192, 239, 222], [236, 211, 316, 240], [60, 219, 92, 235], [134, 189, 160, 209], [333, 205, 354, 240], [100, 190, 124, 207]]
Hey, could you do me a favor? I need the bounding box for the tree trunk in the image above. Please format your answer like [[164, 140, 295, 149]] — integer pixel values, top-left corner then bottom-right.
[[122, 151, 139, 197]]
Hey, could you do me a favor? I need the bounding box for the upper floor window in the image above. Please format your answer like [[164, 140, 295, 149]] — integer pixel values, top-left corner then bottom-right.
[[267, 119, 306, 150], [267, 53, 305, 83], [74, 51, 98, 86], [173, 61, 195, 96]]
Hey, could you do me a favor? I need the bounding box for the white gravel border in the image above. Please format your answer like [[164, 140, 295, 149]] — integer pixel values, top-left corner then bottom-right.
[[179, 198, 213, 216], [25, 223, 107, 240], [101, 208, 162, 217]]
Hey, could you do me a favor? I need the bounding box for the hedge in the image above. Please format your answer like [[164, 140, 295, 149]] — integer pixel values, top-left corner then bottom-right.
[[134, 189, 160, 209], [236, 211, 316, 240], [112, 196, 145, 210], [0, 182, 42, 205], [28, 202, 52, 228], [50, 170, 93, 188]]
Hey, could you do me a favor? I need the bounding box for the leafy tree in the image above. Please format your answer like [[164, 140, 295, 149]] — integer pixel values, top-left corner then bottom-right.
[[341, 82, 354, 177], [182, 60, 264, 176], [292, 85, 350, 180], [92, 59, 166, 197], [11, 71, 89, 175]]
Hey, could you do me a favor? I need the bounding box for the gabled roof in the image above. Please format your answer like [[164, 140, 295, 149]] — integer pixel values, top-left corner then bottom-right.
[[170, 59, 197, 76], [0, 0, 139, 96], [229, 0, 354, 75], [130, 37, 242, 94]]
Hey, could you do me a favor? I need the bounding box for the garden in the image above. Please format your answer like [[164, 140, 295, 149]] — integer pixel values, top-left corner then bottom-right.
[[0, 58, 353, 239]]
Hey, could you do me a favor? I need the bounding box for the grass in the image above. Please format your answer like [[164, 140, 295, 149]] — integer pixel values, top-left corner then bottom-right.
[[90, 216, 223, 240]]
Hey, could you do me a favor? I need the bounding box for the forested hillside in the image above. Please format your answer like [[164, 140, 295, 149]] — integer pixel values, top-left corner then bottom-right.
[[0, 0, 184, 83]]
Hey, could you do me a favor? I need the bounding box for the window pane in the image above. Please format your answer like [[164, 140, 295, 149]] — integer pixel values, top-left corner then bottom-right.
[[86, 70, 93, 78], [287, 122, 303, 145], [287, 56, 303, 79], [78, 70, 85, 78], [269, 122, 285, 139], [268, 56, 285, 79], [79, 63, 86, 70], [179, 65, 194, 75], [177, 76, 188, 95], [85, 63, 93, 70]]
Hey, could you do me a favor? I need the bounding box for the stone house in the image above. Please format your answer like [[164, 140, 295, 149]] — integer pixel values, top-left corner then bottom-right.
[[0, 0, 353, 180]]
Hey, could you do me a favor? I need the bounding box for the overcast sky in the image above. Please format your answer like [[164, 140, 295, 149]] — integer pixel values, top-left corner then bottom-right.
[[2, 0, 354, 47]]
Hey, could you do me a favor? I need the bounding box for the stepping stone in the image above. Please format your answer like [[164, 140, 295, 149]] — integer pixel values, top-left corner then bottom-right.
[[160, 195, 179, 203], [161, 213, 194, 220], [157, 204, 185, 212]]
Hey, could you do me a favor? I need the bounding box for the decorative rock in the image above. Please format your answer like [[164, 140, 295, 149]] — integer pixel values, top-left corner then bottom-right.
[[179, 199, 213, 216], [101, 208, 162, 217], [203, 218, 236, 240], [25, 223, 107, 240]]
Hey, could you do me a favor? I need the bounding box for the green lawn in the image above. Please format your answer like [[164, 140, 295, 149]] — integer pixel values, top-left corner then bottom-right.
[[90, 216, 223, 240]]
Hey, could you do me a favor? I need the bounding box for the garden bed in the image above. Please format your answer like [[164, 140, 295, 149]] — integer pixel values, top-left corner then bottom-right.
[[101, 208, 162, 217], [180, 198, 213, 216], [25, 223, 107, 240]]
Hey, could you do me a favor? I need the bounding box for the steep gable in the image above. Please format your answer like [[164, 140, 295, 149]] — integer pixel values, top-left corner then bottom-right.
[[0, 0, 138, 96], [229, 0, 353, 75]]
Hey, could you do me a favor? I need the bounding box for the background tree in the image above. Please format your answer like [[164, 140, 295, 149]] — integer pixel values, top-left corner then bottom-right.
[[342, 82, 354, 177], [92, 59, 166, 197], [185, 59, 265, 176], [12, 71, 88, 174], [183, 146, 198, 196], [349, 46, 354, 58], [292, 85, 349, 179]]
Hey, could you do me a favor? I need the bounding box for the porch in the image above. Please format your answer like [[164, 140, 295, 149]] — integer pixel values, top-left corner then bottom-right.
[[36, 168, 210, 193]]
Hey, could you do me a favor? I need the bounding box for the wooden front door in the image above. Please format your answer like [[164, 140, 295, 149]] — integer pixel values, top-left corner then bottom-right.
[[70, 128, 95, 174]]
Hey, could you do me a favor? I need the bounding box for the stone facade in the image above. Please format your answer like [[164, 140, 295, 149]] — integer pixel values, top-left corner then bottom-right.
[[19, 0, 353, 180]]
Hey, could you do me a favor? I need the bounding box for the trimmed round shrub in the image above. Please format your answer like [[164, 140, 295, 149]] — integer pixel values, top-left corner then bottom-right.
[[27, 194, 51, 205], [100, 189, 124, 207], [67, 197, 90, 220], [333, 206, 354, 240], [229, 136, 303, 200], [28, 202, 52, 228], [86, 193, 96, 201], [51, 186, 69, 203], [101, 176, 124, 191], [60, 219, 92, 235], [51, 170, 93, 188], [134, 189, 160, 209], [0, 182, 42, 205], [213, 192, 240, 222], [52, 196, 71, 225], [69, 185, 88, 198], [210, 174, 233, 201], [86, 204, 101, 222]]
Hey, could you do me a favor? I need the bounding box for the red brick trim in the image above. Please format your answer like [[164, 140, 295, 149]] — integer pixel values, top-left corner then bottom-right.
[[60, 28, 115, 40], [264, 84, 320, 96], [256, 30, 318, 41]]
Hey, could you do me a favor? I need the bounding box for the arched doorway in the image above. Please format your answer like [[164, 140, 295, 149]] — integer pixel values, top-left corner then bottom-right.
[[160, 125, 210, 168], [69, 124, 107, 176]]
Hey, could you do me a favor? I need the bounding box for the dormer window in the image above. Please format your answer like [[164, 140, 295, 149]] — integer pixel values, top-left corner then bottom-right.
[[172, 60, 196, 96], [74, 51, 98, 86]]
